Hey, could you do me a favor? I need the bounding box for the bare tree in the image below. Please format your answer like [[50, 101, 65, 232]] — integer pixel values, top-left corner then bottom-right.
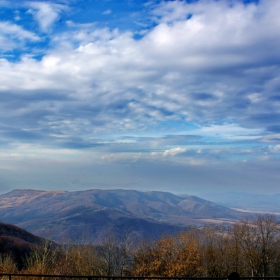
[[0, 254, 17, 273], [231, 214, 280, 276], [97, 230, 134, 276], [53, 243, 103, 276]]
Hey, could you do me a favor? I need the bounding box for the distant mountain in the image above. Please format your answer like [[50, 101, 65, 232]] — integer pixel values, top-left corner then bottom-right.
[[0, 189, 244, 243], [200, 192, 280, 212]]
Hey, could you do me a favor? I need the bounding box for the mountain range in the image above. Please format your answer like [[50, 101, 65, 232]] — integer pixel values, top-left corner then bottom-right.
[[0, 189, 246, 243]]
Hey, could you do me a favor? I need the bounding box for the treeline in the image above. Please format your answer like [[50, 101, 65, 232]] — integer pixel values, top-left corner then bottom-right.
[[1, 215, 280, 277]]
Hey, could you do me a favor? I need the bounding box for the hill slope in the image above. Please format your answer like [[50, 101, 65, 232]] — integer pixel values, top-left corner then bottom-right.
[[0, 189, 243, 243], [0, 221, 48, 268]]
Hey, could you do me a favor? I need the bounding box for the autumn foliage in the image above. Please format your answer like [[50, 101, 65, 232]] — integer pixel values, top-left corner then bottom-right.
[[1, 215, 280, 277], [132, 232, 202, 276]]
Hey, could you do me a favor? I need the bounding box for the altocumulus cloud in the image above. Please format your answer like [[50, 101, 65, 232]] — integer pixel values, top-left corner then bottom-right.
[[0, 0, 280, 194]]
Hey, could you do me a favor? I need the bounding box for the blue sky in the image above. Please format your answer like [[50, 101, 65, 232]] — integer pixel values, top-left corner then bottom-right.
[[0, 0, 280, 195]]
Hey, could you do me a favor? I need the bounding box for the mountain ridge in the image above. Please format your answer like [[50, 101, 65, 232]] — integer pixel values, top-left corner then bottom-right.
[[0, 189, 244, 243]]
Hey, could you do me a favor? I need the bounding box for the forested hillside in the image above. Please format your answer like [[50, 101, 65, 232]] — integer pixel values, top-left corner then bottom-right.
[[0, 222, 51, 270], [0, 215, 279, 277]]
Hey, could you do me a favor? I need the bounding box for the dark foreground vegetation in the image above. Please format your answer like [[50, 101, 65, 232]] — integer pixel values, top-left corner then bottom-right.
[[1, 215, 280, 277]]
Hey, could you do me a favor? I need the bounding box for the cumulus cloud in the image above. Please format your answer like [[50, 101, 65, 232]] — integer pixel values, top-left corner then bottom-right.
[[0, 0, 280, 193]]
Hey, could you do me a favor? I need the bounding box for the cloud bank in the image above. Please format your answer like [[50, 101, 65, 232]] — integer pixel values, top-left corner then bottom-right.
[[0, 0, 279, 194]]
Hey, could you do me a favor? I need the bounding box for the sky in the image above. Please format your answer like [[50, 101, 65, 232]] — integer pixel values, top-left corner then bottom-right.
[[0, 0, 280, 195]]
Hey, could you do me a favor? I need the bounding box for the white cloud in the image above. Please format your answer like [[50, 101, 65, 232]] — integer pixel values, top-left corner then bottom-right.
[[163, 147, 187, 157], [27, 2, 65, 32], [0, 21, 39, 50], [0, 0, 278, 162], [102, 9, 111, 15], [0, 21, 40, 41], [269, 144, 280, 153], [195, 124, 263, 140]]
